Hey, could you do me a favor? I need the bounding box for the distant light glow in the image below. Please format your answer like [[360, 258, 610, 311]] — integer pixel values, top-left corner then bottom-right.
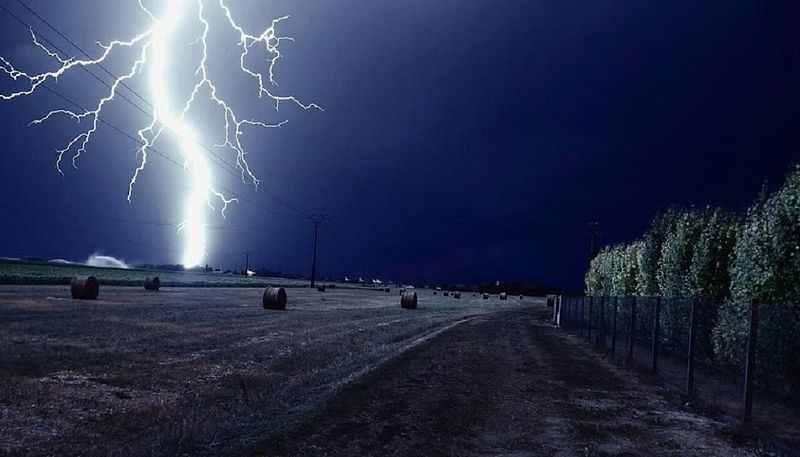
[[0, 0, 320, 267]]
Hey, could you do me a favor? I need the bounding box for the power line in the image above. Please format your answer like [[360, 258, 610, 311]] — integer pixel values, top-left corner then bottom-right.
[[2, 204, 298, 263], [1, 202, 318, 275], [0, 1, 162, 132], [3, 0, 316, 221], [0, 203, 301, 234], [0, 1, 302, 222], [13, 0, 154, 109], [1, 204, 184, 256], [32, 0, 314, 220], [38, 83, 303, 223]]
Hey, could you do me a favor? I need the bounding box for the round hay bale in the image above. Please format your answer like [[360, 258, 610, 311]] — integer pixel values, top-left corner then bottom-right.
[[71, 276, 99, 300], [317, 284, 326, 292], [144, 276, 160, 291], [433, 291, 437, 295], [453, 291, 461, 299], [262, 287, 287, 310], [401, 290, 418, 309], [482, 293, 490, 300], [500, 292, 508, 300], [443, 291, 450, 297]]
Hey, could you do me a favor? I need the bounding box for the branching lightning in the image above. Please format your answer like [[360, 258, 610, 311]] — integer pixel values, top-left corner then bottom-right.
[[0, 0, 320, 267]]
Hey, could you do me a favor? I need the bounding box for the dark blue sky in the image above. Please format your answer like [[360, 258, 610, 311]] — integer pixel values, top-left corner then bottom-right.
[[0, 0, 797, 288]]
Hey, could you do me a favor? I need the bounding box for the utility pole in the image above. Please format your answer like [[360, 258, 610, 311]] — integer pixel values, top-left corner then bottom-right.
[[588, 221, 599, 261], [309, 214, 325, 288], [243, 250, 249, 274]]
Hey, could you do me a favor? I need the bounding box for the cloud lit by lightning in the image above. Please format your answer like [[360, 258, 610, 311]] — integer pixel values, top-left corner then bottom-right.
[[0, 0, 320, 267]]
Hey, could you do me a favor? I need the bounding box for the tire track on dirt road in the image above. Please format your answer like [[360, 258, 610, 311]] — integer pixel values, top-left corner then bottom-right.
[[254, 306, 756, 456]]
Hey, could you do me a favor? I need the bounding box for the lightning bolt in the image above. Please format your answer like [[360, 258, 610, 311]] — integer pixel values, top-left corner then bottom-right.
[[0, 0, 320, 267]]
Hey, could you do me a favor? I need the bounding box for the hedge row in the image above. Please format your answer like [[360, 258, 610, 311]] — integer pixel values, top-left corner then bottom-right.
[[585, 164, 800, 382]]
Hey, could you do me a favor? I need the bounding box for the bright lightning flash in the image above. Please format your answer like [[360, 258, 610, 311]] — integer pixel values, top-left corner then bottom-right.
[[0, 0, 320, 267]]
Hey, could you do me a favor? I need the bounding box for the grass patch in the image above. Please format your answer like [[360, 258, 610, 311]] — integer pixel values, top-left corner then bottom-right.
[[0, 259, 309, 288]]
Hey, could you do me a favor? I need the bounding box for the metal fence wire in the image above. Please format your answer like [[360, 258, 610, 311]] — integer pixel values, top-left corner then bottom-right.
[[552, 295, 800, 450]]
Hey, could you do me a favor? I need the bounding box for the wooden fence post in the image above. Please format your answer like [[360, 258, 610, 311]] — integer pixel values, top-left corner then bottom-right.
[[628, 296, 636, 364], [742, 299, 759, 429], [569, 297, 578, 330], [594, 296, 603, 349], [597, 296, 606, 349], [579, 297, 585, 338], [652, 297, 661, 373], [587, 296, 593, 342], [567, 297, 573, 330], [553, 295, 560, 325], [686, 298, 698, 395], [611, 296, 618, 355]]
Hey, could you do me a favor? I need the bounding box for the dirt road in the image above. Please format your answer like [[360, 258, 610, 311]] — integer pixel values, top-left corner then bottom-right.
[[259, 307, 754, 456]]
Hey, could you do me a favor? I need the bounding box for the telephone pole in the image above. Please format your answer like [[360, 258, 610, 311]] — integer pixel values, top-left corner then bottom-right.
[[243, 250, 249, 274], [309, 214, 326, 288]]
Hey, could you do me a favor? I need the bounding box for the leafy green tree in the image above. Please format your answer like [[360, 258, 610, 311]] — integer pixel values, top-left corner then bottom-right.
[[586, 246, 611, 296], [600, 246, 617, 296], [714, 165, 800, 381], [611, 241, 641, 296], [586, 243, 640, 297], [657, 208, 706, 298], [683, 208, 739, 353], [687, 208, 739, 300], [651, 208, 705, 347], [636, 208, 680, 297]]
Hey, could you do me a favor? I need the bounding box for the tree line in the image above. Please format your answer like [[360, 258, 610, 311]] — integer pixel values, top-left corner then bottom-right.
[[585, 164, 800, 383]]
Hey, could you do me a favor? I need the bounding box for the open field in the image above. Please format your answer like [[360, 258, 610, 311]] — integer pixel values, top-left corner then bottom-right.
[[0, 259, 317, 287], [0, 285, 517, 455], [0, 286, 755, 456]]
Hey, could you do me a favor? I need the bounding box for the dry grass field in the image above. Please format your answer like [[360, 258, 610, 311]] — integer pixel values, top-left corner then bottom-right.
[[0, 286, 755, 456], [0, 285, 517, 455]]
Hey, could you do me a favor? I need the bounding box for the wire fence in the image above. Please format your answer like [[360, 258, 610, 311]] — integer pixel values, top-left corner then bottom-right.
[[552, 296, 800, 452]]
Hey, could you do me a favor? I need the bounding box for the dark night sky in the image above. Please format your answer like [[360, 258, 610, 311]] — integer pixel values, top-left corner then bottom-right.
[[0, 0, 797, 289]]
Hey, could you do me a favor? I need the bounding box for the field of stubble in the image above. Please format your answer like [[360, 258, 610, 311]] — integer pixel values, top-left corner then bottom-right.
[[0, 285, 518, 455]]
